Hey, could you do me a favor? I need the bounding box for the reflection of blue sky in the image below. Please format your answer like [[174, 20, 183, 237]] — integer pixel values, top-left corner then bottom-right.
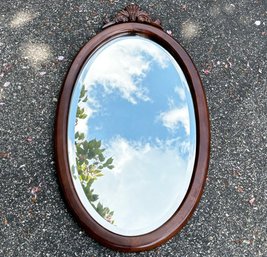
[[89, 61, 188, 144], [68, 36, 196, 236]]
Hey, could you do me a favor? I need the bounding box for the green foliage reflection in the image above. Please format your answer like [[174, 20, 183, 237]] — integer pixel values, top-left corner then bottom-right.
[[74, 84, 115, 224]]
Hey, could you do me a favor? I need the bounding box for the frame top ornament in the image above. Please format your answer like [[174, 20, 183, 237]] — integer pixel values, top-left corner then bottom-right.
[[103, 3, 162, 29]]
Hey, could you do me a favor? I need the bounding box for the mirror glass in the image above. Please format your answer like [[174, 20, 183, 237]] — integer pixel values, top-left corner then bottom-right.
[[67, 35, 196, 236]]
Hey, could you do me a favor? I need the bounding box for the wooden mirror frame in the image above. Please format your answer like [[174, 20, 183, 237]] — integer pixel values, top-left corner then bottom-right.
[[55, 4, 210, 252]]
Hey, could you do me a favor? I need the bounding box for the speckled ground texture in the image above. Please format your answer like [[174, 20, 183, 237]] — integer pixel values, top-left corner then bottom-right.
[[0, 0, 266, 256]]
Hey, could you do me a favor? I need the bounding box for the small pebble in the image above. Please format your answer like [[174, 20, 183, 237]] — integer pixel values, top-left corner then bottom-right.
[[255, 20, 261, 26], [26, 136, 33, 142], [166, 30, 173, 36], [3, 82, 10, 87], [249, 197, 255, 205], [57, 56, 65, 61]]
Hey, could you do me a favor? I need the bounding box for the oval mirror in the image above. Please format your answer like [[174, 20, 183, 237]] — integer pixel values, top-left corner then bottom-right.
[[55, 4, 210, 252]]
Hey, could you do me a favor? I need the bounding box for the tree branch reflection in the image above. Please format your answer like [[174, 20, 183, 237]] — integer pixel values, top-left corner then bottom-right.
[[74, 84, 115, 224]]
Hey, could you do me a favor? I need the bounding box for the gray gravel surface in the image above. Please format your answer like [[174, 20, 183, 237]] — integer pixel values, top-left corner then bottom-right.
[[0, 1, 266, 256]]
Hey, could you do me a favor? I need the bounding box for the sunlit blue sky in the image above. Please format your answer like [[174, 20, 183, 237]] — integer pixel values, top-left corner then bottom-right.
[[89, 59, 186, 144], [68, 36, 196, 236]]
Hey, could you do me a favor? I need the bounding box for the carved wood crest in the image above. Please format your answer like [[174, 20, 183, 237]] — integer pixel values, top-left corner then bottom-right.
[[103, 4, 162, 29]]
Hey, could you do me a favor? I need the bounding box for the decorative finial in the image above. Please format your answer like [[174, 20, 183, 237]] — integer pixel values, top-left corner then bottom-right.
[[103, 4, 162, 29]]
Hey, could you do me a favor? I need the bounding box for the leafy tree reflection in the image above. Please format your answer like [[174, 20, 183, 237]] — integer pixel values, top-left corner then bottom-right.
[[74, 84, 115, 224]]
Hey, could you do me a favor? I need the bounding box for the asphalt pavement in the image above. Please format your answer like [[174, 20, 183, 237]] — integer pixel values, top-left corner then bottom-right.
[[0, 1, 266, 256]]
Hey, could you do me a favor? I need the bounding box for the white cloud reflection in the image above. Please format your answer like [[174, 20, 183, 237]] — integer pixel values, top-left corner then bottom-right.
[[158, 83, 191, 135], [175, 85, 186, 101], [159, 106, 190, 135], [106, 137, 153, 174], [92, 136, 195, 234], [76, 36, 172, 135], [83, 37, 169, 105]]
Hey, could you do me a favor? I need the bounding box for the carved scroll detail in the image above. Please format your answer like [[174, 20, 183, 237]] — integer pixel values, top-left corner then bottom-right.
[[103, 4, 162, 29]]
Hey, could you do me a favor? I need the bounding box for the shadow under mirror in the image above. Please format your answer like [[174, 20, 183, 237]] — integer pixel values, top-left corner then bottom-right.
[[67, 36, 196, 236]]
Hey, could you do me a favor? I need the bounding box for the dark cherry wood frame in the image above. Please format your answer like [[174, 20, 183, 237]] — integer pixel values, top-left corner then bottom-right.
[[55, 21, 210, 252]]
